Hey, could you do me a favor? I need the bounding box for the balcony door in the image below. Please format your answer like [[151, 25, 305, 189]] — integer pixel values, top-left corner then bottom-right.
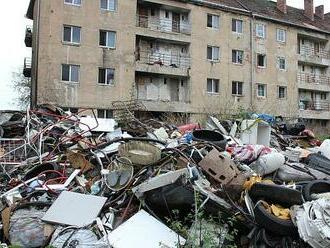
[[172, 13, 180, 33]]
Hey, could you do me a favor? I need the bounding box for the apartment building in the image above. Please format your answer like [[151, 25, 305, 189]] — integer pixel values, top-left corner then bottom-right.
[[24, 0, 330, 134]]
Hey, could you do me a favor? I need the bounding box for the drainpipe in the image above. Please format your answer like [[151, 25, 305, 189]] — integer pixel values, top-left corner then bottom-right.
[[32, 0, 41, 108]]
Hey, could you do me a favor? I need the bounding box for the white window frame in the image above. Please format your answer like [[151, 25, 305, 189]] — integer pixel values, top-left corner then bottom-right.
[[232, 19, 243, 34], [257, 84, 266, 98], [276, 29, 286, 43], [257, 54, 266, 68], [256, 23, 266, 38], [61, 64, 80, 83], [99, 30, 116, 48], [64, 0, 81, 6], [232, 50, 244, 64], [232, 81, 243, 96], [278, 57, 286, 70], [100, 0, 116, 11], [98, 68, 115, 85], [207, 14, 220, 29], [278, 86, 287, 99], [207, 46, 220, 61], [63, 25, 81, 44], [207, 79, 220, 94]]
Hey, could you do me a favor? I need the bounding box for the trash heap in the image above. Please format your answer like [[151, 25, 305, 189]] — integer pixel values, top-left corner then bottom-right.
[[0, 105, 330, 248]]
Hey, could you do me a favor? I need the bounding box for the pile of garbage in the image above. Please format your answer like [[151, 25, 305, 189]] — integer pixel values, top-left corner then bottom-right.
[[0, 104, 330, 247]]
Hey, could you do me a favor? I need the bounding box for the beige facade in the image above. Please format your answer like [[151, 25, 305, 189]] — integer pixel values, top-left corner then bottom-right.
[[25, 0, 330, 134]]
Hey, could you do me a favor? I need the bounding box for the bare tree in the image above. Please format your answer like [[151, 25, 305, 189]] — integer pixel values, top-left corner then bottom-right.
[[12, 69, 31, 109]]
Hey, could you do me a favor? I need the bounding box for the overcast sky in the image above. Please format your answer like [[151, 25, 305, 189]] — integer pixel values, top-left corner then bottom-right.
[[0, 0, 329, 110]]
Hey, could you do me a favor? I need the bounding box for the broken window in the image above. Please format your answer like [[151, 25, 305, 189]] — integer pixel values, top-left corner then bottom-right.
[[256, 23, 266, 38], [97, 109, 113, 119], [99, 30, 116, 48], [278, 86, 287, 99], [278, 57, 286, 70], [257, 84, 266, 97], [207, 79, 219, 93], [232, 19, 243, 33], [232, 50, 244, 64], [232, 81, 243, 95], [276, 29, 286, 43], [100, 0, 116, 11], [62, 64, 80, 82], [207, 46, 220, 61], [257, 54, 266, 67], [63, 25, 81, 44], [98, 68, 115, 85], [64, 0, 81, 5], [207, 14, 219, 29]]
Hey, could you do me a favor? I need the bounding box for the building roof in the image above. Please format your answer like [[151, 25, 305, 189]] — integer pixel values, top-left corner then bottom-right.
[[237, 0, 330, 34]]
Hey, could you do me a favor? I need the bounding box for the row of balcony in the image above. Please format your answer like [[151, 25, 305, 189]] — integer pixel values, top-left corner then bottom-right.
[[297, 72, 330, 85]]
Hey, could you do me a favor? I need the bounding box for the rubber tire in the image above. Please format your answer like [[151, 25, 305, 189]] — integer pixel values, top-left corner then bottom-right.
[[303, 180, 330, 201], [253, 200, 298, 236], [250, 183, 303, 207]]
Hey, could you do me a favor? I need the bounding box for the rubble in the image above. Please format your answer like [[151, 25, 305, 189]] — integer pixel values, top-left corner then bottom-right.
[[0, 106, 329, 247]]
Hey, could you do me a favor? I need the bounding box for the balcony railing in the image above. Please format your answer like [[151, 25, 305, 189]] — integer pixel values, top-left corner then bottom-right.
[[136, 15, 191, 35], [23, 57, 32, 77], [299, 46, 330, 60], [300, 100, 330, 111], [136, 50, 191, 69], [297, 72, 330, 85], [25, 25, 32, 47]]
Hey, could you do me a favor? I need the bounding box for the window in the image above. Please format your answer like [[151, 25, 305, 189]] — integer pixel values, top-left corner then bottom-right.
[[276, 29, 286, 42], [232, 50, 244, 64], [62, 64, 80, 82], [278, 86, 287, 99], [165, 11, 169, 18], [63, 25, 81, 44], [62, 107, 79, 113], [257, 54, 266, 67], [256, 23, 266, 38], [98, 68, 115, 85], [207, 46, 220, 61], [232, 81, 243, 96], [321, 93, 327, 100], [257, 84, 266, 97], [99, 30, 116, 48], [207, 14, 219, 29], [207, 79, 219, 93], [97, 109, 113, 119], [232, 19, 243, 34], [100, 0, 116, 11], [321, 120, 328, 127], [64, 0, 81, 5], [278, 57, 286, 70]]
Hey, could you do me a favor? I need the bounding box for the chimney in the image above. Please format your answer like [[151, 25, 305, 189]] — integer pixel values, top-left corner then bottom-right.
[[315, 5, 324, 19], [277, 0, 287, 14], [304, 0, 314, 20]]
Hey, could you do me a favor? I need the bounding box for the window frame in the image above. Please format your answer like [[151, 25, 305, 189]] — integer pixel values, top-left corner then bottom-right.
[[232, 19, 243, 34], [278, 86, 287, 99], [63, 25, 81, 44], [257, 54, 266, 68], [207, 14, 220, 29], [97, 109, 113, 119], [232, 81, 243, 96], [99, 30, 116, 48], [232, 50, 244, 64], [61, 64, 80, 83], [98, 68, 115, 85], [278, 57, 286, 70], [276, 28, 286, 43], [207, 78, 220, 94], [100, 0, 117, 11], [207, 46, 220, 62], [256, 23, 266, 39], [257, 84, 267, 98], [64, 0, 81, 6]]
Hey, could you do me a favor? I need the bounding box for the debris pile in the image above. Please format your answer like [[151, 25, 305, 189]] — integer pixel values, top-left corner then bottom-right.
[[0, 104, 329, 247]]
